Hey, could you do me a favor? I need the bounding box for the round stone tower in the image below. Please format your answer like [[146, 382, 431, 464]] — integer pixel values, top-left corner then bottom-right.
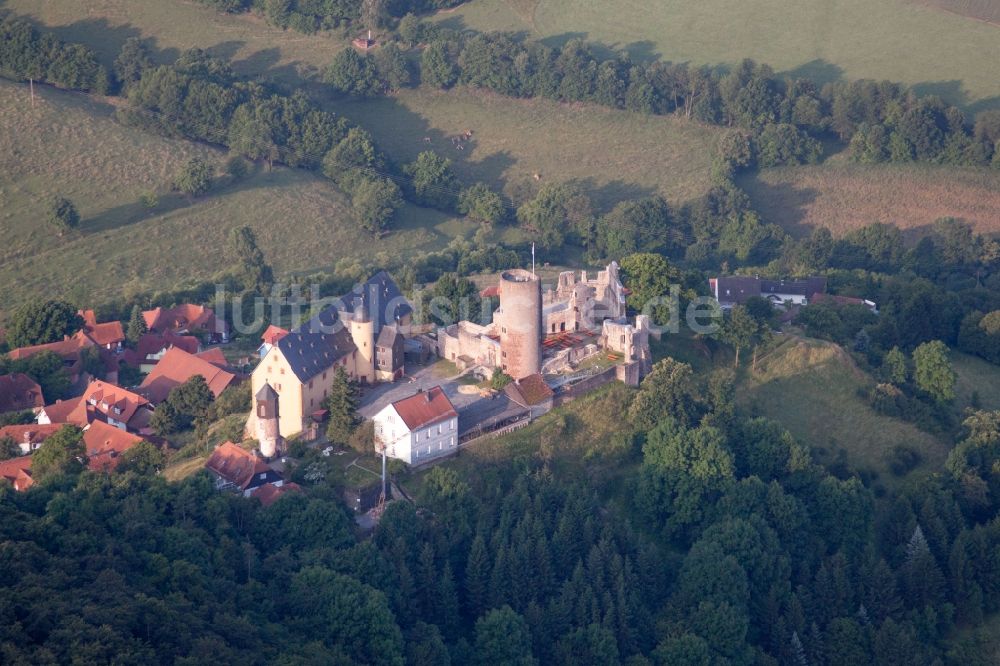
[[255, 382, 281, 458], [348, 299, 376, 384], [498, 269, 542, 379]]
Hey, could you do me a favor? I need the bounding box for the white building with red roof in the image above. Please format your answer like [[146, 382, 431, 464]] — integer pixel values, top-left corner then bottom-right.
[[373, 386, 458, 465]]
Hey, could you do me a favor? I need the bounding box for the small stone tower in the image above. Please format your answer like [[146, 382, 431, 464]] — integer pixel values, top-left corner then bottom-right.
[[255, 382, 282, 458]]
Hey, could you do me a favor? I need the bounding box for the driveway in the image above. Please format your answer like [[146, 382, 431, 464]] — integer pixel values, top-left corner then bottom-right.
[[358, 361, 526, 437]]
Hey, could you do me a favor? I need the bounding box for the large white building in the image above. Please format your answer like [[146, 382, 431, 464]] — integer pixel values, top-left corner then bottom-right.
[[373, 386, 459, 465]]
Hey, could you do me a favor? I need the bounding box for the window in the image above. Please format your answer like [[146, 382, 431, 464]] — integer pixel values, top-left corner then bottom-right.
[[450, 420, 455, 430], [308, 380, 313, 389], [280, 368, 285, 375], [309, 398, 313, 407], [259, 473, 266, 480], [323, 371, 327, 380], [437, 424, 442, 435]]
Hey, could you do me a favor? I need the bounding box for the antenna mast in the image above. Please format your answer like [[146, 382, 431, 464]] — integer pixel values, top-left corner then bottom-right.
[[531, 242, 536, 275]]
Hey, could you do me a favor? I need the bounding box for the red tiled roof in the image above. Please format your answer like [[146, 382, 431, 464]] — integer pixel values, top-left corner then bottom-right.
[[82, 380, 150, 427], [504, 373, 554, 407], [0, 455, 33, 491], [84, 421, 145, 472], [261, 325, 290, 346], [251, 481, 301, 507], [7, 332, 93, 370], [121, 332, 200, 367], [39, 396, 90, 427], [392, 386, 457, 431], [810, 293, 865, 307], [0, 424, 62, 450], [143, 304, 220, 335], [0, 373, 45, 412], [139, 347, 237, 403], [195, 347, 229, 367], [479, 285, 500, 299], [78, 309, 125, 347], [205, 441, 271, 489]]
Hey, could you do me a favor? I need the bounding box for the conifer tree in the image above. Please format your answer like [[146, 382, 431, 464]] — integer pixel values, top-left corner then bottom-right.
[[126, 304, 147, 346], [465, 535, 490, 619], [903, 524, 947, 608], [324, 367, 359, 446]]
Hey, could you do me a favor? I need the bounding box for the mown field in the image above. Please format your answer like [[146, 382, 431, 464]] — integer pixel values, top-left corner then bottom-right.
[[0, 80, 475, 310], [0, 0, 346, 84], [337, 87, 722, 208], [443, 0, 1000, 109], [741, 163, 1000, 239]]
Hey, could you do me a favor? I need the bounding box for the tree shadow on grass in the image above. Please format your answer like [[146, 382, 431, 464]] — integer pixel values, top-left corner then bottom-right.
[[83, 164, 302, 234], [736, 174, 820, 238], [779, 59, 846, 86], [911, 79, 1000, 113]]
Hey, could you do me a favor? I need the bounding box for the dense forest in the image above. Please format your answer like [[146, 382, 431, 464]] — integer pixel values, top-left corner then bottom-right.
[[4, 372, 1000, 663]]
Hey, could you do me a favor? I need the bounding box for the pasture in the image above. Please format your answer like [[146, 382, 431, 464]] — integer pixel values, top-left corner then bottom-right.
[[739, 336, 949, 484], [0, 80, 475, 310], [0, 0, 346, 85], [741, 164, 1000, 239], [337, 87, 723, 209], [443, 0, 1000, 109]]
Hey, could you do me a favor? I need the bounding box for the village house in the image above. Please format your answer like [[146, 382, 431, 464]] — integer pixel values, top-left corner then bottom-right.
[[78, 310, 125, 352], [121, 332, 201, 373], [38, 380, 154, 434], [258, 325, 290, 358], [247, 271, 412, 442], [84, 420, 146, 472], [204, 440, 283, 496], [0, 424, 62, 455], [139, 346, 238, 404], [7, 332, 96, 386], [373, 386, 459, 465], [0, 373, 45, 414], [810, 292, 879, 313], [503, 373, 555, 415], [0, 455, 33, 492], [709, 275, 828, 309], [143, 304, 228, 343], [251, 481, 302, 507]]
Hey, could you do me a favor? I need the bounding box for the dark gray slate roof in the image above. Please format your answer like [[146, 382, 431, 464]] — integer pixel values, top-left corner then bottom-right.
[[714, 276, 827, 304], [303, 271, 412, 337], [275, 328, 357, 384], [376, 324, 403, 349], [255, 382, 278, 402]]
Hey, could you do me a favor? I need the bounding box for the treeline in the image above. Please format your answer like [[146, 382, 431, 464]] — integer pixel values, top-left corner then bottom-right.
[[0, 17, 109, 93], [334, 20, 1000, 171], [194, 0, 462, 34]]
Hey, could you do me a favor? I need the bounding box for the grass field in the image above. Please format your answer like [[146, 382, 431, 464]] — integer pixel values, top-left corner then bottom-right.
[[442, 0, 1000, 110], [0, 0, 347, 85], [741, 163, 1000, 239], [740, 335, 949, 482], [953, 351, 1000, 411], [288, 87, 721, 210], [408, 382, 639, 501], [0, 79, 476, 310]]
